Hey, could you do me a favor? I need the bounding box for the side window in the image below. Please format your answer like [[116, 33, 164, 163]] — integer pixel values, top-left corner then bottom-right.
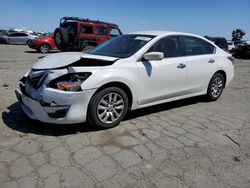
[[96, 26, 107, 35], [19, 33, 28, 36], [147, 36, 183, 58], [80, 25, 93, 34], [10, 33, 19, 37], [184, 36, 215, 56], [110, 28, 120, 37]]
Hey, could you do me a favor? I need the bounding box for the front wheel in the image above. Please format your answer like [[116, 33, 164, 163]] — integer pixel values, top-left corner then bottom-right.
[[206, 73, 225, 101], [87, 87, 129, 129]]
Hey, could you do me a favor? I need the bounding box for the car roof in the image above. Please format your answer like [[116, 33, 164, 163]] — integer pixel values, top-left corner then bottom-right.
[[128, 30, 201, 37]]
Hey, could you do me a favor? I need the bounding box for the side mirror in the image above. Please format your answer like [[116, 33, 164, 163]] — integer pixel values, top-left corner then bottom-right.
[[143, 52, 164, 61]]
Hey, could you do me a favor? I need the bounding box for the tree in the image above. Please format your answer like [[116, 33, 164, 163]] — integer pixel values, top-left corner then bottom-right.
[[232, 29, 245, 43]]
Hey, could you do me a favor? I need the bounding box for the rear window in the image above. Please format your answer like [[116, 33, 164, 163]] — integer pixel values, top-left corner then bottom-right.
[[110, 28, 121, 37], [96, 27, 107, 35], [184, 36, 215, 56]]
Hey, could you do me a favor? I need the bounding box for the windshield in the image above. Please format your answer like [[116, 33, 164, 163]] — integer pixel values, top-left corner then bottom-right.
[[89, 34, 155, 58]]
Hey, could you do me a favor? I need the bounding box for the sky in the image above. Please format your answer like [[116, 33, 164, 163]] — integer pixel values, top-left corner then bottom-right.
[[0, 0, 249, 40]]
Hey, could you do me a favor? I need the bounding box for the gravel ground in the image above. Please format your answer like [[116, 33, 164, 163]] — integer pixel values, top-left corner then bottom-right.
[[0, 44, 250, 188]]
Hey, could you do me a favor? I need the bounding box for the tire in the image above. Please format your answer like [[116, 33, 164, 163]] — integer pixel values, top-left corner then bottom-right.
[[206, 73, 225, 101], [54, 27, 69, 51], [87, 87, 129, 129], [39, 43, 50, 53], [0, 38, 6, 44]]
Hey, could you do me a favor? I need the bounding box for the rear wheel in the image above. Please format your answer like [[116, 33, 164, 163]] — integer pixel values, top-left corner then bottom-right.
[[87, 87, 129, 129], [39, 43, 50, 53], [206, 73, 225, 101]]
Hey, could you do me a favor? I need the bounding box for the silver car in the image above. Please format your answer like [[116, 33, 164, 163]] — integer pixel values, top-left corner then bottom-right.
[[0, 32, 37, 44]]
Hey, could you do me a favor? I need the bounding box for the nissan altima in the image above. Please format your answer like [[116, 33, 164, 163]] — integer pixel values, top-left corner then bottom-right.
[[15, 31, 234, 128]]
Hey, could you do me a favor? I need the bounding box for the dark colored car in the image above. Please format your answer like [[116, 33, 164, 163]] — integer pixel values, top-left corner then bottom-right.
[[234, 41, 250, 59], [28, 34, 57, 53], [54, 17, 122, 51], [204, 36, 228, 51]]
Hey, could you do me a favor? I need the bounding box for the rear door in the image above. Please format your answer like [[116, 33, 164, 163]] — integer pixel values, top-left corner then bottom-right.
[[18, 33, 29, 44], [183, 36, 216, 93]]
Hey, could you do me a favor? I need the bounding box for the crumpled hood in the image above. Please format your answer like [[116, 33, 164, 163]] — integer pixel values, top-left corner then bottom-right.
[[32, 52, 118, 70]]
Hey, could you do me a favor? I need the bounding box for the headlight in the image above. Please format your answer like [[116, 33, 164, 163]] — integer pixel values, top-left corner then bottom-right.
[[48, 72, 91, 91]]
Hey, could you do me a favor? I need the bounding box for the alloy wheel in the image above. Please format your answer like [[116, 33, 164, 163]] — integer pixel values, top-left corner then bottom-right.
[[211, 77, 223, 98], [97, 92, 125, 124], [40, 44, 50, 53]]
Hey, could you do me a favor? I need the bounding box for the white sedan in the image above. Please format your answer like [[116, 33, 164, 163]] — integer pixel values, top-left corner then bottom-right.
[[16, 31, 234, 128]]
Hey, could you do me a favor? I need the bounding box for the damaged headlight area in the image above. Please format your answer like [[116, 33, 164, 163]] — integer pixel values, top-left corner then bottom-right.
[[48, 72, 92, 91]]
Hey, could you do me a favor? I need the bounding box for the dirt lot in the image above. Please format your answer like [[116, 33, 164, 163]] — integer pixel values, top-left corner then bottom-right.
[[0, 44, 250, 188]]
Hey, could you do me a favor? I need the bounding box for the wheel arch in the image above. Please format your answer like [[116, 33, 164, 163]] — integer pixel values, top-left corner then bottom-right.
[[91, 82, 133, 110], [214, 70, 227, 87], [39, 42, 51, 49]]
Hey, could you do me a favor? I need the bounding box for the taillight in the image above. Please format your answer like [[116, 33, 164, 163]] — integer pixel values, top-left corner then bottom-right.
[[227, 56, 235, 65]]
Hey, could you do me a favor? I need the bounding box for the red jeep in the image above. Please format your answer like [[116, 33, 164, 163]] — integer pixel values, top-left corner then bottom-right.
[[54, 17, 122, 51]]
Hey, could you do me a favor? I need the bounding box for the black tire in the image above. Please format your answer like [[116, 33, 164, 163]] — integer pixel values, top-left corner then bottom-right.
[[39, 43, 50, 53], [87, 87, 129, 129], [54, 27, 69, 51], [0, 38, 7, 44], [206, 73, 225, 101]]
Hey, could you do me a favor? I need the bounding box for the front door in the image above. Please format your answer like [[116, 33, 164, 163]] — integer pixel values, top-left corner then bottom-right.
[[136, 36, 188, 105]]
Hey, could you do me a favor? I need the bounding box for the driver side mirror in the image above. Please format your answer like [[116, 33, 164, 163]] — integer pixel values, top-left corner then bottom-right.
[[143, 52, 164, 61]]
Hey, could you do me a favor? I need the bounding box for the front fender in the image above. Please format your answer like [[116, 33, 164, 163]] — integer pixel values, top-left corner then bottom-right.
[[81, 66, 140, 106]]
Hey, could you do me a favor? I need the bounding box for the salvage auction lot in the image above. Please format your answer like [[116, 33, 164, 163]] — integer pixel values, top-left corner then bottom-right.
[[0, 44, 249, 187]]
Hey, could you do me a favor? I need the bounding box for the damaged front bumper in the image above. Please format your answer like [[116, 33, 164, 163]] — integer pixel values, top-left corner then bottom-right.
[[15, 78, 96, 124]]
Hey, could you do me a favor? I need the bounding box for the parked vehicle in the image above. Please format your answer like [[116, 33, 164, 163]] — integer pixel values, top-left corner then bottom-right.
[[205, 36, 229, 51], [16, 31, 234, 128], [0, 30, 8, 36], [234, 41, 250, 58], [54, 17, 122, 51], [0, 30, 8, 44], [0, 32, 37, 44], [28, 34, 57, 53], [227, 40, 235, 52]]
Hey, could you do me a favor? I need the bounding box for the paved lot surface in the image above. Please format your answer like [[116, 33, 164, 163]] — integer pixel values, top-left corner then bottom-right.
[[0, 44, 250, 188]]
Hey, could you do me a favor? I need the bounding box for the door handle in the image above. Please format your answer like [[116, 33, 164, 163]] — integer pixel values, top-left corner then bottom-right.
[[208, 58, 215, 63], [177, 63, 186, 69]]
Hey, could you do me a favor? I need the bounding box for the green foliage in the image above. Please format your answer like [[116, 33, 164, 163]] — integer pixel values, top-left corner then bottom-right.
[[232, 29, 245, 43]]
